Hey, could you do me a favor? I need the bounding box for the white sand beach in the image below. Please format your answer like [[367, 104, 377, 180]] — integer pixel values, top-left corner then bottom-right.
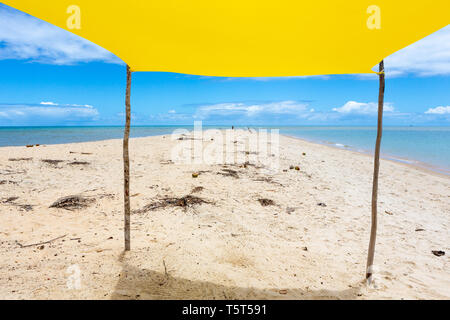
[[0, 130, 448, 300]]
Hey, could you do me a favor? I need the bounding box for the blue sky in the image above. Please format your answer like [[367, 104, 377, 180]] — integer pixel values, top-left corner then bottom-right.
[[0, 4, 449, 126]]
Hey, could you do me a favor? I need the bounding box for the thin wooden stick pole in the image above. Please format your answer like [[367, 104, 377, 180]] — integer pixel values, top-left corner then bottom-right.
[[123, 65, 132, 251], [366, 60, 385, 280]]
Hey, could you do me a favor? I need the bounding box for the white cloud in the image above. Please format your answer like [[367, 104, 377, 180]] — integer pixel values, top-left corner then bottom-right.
[[128, 99, 449, 125], [168, 110, 177, 114], [383, 25, 450, 77], [72, 104, 94, 108], [333, 101, 394, 115], [0, 103, 99, 123], [0, 5, 122, 65], [425, 106, 450, 115], [39, 101, 94, 108], [195, 101, 308, 119]]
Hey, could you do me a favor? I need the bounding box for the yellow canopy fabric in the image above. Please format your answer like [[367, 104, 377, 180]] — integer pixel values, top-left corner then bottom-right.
[[3, 1, 449, 76]]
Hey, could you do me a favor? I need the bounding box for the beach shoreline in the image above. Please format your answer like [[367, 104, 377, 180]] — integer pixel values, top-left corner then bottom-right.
[[1, 126, 448, 175], [3, 129, 448, 179], [1, 130, 449, 299], [283, 134, 450, 179]]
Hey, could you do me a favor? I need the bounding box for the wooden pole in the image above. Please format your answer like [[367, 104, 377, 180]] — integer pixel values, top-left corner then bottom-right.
[[366, 60, 385, 280], [123, 65, 132, 251]]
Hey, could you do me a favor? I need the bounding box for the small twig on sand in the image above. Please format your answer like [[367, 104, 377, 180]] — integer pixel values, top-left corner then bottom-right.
[[163, 260, 168, 277], [8, 158, 33, 162], [159, 259, 170, 286], [68, 161, 90, 166], [0, 170, 26, 175], [16, 234, 67, 248]]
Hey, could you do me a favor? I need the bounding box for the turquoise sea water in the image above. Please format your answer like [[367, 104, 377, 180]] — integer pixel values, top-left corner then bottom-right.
[[280, 126, 450, 174], [0, 126, 449, 174]]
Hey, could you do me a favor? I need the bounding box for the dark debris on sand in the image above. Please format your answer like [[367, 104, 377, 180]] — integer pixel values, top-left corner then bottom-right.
[[0, 180, 18, 185], [2, 196, 19, 204], [49, 195, 95, 211], [228, 161, 262, 169], [41, 159, 65, 166], [253, 176, 283, 186], [18, 204, 33, 212], [68, 161, 90, 166], [191, 186, 204, 193], [217, 169, 239, 179], [69, 151, 93, 155], [1, 196, 34, 211], [432, 250, 445, 257], [134, 195, 212, 213], [0, 169, 26, 175], [258, 198, 275, 206], [8, 158, 33, 162], [242, 151, 259, 155]]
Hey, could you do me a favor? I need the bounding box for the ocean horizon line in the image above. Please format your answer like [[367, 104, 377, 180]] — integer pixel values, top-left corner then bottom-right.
[[1, 125, 448, 175], [1, 124, 449, 128]]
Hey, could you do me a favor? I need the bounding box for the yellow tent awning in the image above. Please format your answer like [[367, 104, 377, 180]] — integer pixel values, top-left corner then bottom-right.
[[3, 1, 449, 76]]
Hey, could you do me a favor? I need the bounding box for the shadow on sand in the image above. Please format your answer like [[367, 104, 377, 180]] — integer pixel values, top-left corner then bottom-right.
[[111, 252, 363, 300]]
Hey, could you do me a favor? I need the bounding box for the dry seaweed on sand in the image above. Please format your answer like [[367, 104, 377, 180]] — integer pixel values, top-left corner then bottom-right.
[[242, 161, 259, 168], [0, 180, 18, 185], [2, 196, 19, 204], [8, 158, 33, 162], [68, 161, 90, 166], [253, 176, 283, 186], [177, 137, 201, 141], [217, 169, 239, 179], [18, 204, 33, 212], [134, 195, 212, 213], [96, 193, 115, 199], [41, 159, 65, 166], [69, 151, 93, 155], [191, 186, 204, 193], [0, 169, 27, 175], [258, 198, 275, 206], [2, 197, 34, 211], [49, 195, 95, 211], [227, 161, 258, 169]]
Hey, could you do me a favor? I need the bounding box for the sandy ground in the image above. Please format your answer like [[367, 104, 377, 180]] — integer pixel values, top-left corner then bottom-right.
[[0, 129, 448, 300]]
